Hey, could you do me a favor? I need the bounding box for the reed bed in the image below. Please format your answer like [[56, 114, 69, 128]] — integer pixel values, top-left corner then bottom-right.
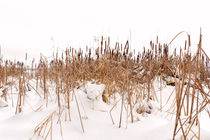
[[0, 32, 209, 140]]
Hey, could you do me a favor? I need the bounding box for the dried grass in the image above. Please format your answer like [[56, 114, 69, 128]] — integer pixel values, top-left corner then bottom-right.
[[0, 32, 209, 140]]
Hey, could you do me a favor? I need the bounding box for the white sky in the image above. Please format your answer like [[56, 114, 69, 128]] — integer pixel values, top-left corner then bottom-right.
[[0, 0, 209, 61]]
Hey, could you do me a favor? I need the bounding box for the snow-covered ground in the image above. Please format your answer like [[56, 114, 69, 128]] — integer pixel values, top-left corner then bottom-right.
[[0, 80, 209, 140], [0, 1, 210, 139]]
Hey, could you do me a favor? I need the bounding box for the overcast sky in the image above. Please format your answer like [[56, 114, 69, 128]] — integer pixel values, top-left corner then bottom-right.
[[0, 0, 209, 61]]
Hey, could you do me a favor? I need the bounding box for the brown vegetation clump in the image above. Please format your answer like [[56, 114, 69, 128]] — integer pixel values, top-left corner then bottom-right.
[[0, 31, 209, 140]]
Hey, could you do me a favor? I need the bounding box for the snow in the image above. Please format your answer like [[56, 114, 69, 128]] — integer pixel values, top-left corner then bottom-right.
[[0, 88, 8, 107], [85, 82, 105, 101], [0, 98, 8, 107], [0, 80, 209, 140], [0, 1, 209, 139]]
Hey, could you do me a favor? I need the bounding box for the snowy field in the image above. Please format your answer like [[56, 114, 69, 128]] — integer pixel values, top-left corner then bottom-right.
[[0, 0, 210, 140], [0, 79, 209, 140]]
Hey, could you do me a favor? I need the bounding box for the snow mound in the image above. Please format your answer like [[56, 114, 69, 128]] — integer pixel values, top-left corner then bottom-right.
[[0, 98, 8, 107], [85, 82, 105, 101], [83, 82, 107, 110], [135, 99, 159, 115]]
